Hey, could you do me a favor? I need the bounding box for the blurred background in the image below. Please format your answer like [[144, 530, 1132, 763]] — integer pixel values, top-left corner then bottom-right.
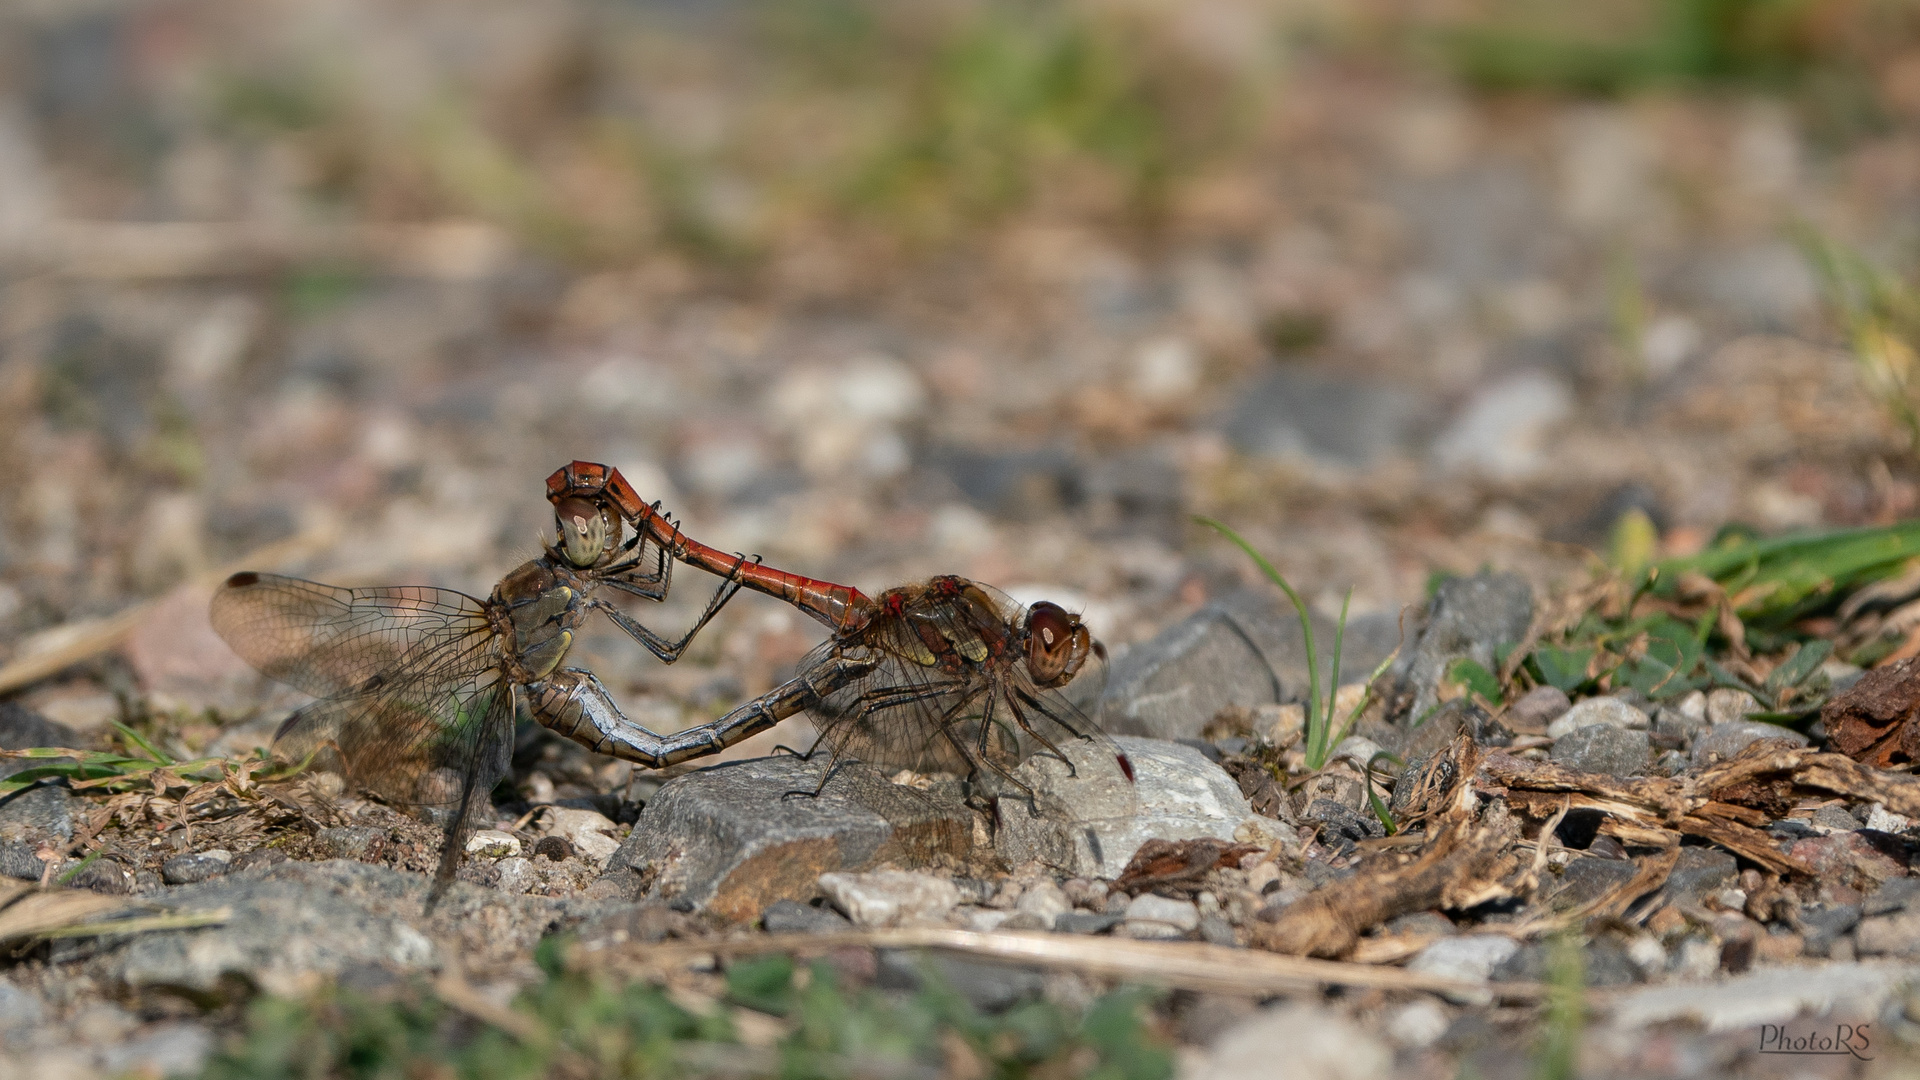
[[4, 0, 1920, 753]]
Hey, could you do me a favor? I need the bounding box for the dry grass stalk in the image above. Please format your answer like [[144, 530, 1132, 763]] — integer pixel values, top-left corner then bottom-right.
[[581, 927, 1546, 1002]]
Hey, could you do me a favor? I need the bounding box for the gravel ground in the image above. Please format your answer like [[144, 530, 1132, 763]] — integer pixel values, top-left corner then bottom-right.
[[5, 2, 1920, 1077]]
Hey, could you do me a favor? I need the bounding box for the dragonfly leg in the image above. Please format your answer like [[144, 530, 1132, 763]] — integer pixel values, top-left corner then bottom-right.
[[597, 552, 758, 662], [1002, 687, 1077, 772]]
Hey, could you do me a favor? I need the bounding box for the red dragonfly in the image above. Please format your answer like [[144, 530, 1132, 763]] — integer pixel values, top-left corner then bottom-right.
[[547, 462, 1133, 803], [210, 486, 772, 903]]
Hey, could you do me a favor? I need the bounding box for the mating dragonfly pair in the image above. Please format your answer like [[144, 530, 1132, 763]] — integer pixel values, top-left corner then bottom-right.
[[211, 462, 1129, 899]]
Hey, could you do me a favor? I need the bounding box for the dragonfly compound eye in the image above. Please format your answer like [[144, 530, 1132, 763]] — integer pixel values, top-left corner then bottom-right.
[[1024, 601, 1092, 687], [553, 497, 616, 567]]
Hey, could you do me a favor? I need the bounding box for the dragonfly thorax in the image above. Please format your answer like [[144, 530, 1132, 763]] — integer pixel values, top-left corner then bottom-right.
[[492, 560, 584, 682]]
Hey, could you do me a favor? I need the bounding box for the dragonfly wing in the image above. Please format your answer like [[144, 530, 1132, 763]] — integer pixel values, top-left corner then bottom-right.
[[271, 623, 511, 813], [210, 572, 490, 700]]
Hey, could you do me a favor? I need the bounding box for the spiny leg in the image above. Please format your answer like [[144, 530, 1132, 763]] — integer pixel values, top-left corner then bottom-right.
[[1001, 686, 1077, 772], [595, 552, 757, 663]]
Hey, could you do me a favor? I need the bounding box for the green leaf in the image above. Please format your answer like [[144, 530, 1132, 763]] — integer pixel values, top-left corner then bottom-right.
[[1528, 645, 1595, 693], [1766, 639, 1833, 696], [1445, 657, 1502, 705]]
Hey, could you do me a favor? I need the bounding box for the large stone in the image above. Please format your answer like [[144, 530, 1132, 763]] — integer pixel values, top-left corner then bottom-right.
[[1393, 572, 1533, 726], [993, 736, 1258, 879], [1221, 368, 1426, 469], [1099, 589, 1398, 741], [1547, 857, 1638, 911], [1545, 697, 1649, 739], [1188, 1000, 1393, 1080], [1663, 847, 1737, 907], [1549, 725, 1649, 777], [601, 756, 972, 922], [79, 860, 604, 997], [1690, 722, 1807, 766], [0, 703, 78, 845], [818, 870, 959, 928]]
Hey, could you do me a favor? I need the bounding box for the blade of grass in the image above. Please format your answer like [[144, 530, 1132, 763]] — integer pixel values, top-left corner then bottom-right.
[[111, 721, 173, 766], [1195, 516, 1327, 764]]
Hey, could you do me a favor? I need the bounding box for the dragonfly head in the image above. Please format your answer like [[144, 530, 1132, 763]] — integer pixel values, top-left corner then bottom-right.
[[553, 496, 622, 568], [1023, 601, 1094, 688]]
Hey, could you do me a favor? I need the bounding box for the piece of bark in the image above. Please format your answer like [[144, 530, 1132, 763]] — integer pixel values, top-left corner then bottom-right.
[[1823, 656, 1920, 767], [1250, 817, 1516, 958], [1113, 839, 1262, 896]]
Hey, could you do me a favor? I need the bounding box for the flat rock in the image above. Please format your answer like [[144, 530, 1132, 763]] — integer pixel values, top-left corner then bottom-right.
[[1545, 697, 1649, 739], [1547, 857, 1638, 911], [1853, 908, 1920, 957], [601, 755, 971, 922], [1221, 368, 1427, 469], [819, 870, 959, 928], [762, 899, 852, 934], [1788, 830, 1910, 888], [1407, 935, 1519, 983], [1663, 847, 1737, 907], [1690, 722, 1807, 766], [1187, 1001, 1393, 1080], [1098, 589, 1397, 741], [1124, 892, 1199, 933], [0, 703, 78, 845], [1393, 572, 1533, 726], [993, 736, 1256, 879], [1549, 725, 1649, 776], [160, 850, 232, 885], [1607, 963, 1920, 1032], [79, 860, 610, 997], [1505, 685, 1570, 732]]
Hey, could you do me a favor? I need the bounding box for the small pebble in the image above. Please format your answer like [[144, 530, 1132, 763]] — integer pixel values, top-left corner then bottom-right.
[[1055, 911, 1124, 935], [819, 870, 959, 928], [464, 830, 521, 858], [1545, 697, 1649, 739], [1705, 688, 1760, 726], [533, 836, 573, 861], [160, 849, 232, 885]]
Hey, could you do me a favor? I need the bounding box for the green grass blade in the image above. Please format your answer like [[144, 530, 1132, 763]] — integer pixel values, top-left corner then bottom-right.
[[1195, 516, 1325, 766], [111, 721, 173, 766]]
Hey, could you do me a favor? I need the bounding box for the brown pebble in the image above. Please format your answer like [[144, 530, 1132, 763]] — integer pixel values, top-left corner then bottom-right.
[[534, 836, 573, 861]]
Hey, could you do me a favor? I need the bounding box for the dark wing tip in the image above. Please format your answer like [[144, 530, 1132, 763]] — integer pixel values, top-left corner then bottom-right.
[[1117, 753, 1136, 784], [225, 571, 260, 588]]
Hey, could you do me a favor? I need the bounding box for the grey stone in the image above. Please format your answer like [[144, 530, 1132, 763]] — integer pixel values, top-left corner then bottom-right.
[[1305, 798, 1383, 856], [316, 826, 389, 860], [1610, 962, 1920, 1032], [1854, 909, 1920, 958], [1055, 911, 1123, 934], [819, 870, 958, 928], [1124, 893, 1200, 932], [1799, 905, 1861, 958], [1863, 877, 1920, 916], [1548, 857, 1639, 912], [1546, 697, 1650, 739], [602, 755, 971, 923], [1493, 938, 1641, 987], [1099, 589, 1397, 741], [95, 1024, 214, 1078], [0, 977, 44, 1040], [762, 899, 852, 934], [1198, 913, 1237, 946], [1705, 688, 1761, 726], [0, 841, 46, 882], [1663, 847, 1737, 907], [161, 849, 233, 885], [0, 702, 79, 751], [1690, 721, 1807, 766], [1430, 370, 1573, 481], [1809, 804, 1859, 833], [1407, 935, 1520, 983], [993, 736, 1259, 879], [1190, 1001, 1393, 1080], [875, 951, 1045, 1013], [81, 860, 610, 997], [1653, 706, 1706, 746], [1221, 368, 1426, 468], [0, 703, 80, 846], [1549, 725, 1649, 777], [1505, 685, 1570, 732], [1395, 572, 1533, 727]]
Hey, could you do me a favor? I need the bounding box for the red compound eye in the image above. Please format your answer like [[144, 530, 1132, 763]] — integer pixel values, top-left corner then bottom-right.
[[1024, 601, 1091, 687]]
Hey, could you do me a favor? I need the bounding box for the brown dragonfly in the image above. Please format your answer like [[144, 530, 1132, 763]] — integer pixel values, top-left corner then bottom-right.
[[210, 489, 772, 903], [548, 462, 1133, 804]]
